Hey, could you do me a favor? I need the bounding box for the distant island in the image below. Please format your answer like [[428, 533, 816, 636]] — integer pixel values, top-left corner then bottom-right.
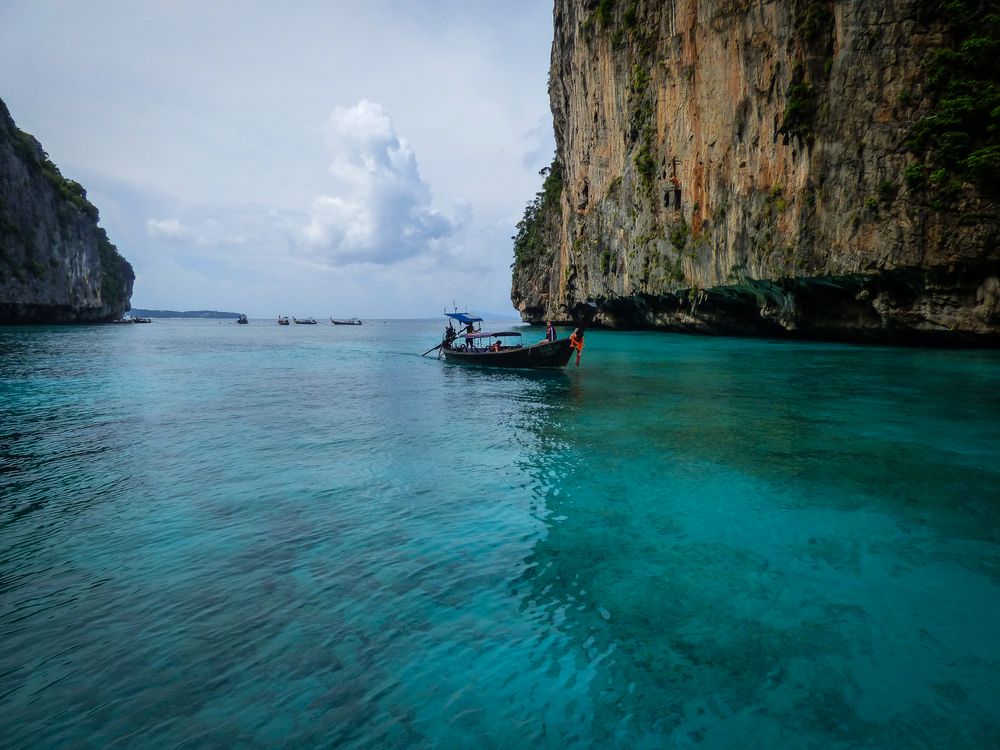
[[129, 309, 242, 319]]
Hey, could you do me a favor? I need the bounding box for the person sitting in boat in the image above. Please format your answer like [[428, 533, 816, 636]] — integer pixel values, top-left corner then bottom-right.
[[490, 339, 502, 352], [546, 321, 556, 342]]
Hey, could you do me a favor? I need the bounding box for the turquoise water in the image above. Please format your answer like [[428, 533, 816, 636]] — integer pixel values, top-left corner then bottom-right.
[[1, 319, 999, 749]]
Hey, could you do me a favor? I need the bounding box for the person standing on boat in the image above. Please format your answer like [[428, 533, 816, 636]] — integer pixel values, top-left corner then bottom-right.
[[569, 327, 585, 367], [546, 321, 556, 342], [464, 321, 476, 351]]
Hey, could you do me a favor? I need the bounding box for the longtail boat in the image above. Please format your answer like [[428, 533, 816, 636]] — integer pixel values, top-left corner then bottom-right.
[[424, 310, 589, 369]]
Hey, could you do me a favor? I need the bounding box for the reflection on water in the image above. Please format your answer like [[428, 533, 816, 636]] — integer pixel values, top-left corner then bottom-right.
[[1, 322, 998, 748]]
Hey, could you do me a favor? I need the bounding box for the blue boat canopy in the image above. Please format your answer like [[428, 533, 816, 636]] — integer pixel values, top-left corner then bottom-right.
[[445, 312, 483, 324], [460, 331, 523, 340]]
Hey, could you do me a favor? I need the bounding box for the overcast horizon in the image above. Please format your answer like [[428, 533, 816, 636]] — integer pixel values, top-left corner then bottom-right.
[[0, 1, 555, 319]]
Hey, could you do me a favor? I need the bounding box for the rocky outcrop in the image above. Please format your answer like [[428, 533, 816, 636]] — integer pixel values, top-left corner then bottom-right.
[[512, 0, 1000, 344], [0, 97, 133, 323]]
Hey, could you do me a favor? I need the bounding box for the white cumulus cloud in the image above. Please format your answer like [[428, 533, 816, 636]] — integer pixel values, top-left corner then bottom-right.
[[146, 217, 189, 240], [303, 100, 462, 264]]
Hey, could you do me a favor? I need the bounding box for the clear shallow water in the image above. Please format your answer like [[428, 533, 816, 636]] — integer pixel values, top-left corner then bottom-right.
[[1, 319, 999, 749]]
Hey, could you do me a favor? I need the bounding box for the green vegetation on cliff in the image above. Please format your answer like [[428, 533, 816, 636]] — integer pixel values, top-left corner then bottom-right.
[[512, 157, 563, 268], [9, 127, 101, 222], [780, 65, 816, 143], [97, 228, 130, 302], [630, 62, 657, 200], [780, 1, 835, 145], [908, 1, 1000, 199]]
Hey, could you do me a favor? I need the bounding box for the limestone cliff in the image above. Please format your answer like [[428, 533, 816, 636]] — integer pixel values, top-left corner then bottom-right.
[[0, 97, 133, 323], [512, 0, 1000, 344]]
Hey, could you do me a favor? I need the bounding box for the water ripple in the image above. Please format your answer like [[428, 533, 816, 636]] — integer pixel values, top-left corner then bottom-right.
[[0, 322, 998, 747]]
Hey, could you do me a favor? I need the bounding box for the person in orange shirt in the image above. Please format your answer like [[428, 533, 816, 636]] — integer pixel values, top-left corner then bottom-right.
[[569, 328, 585, 366]]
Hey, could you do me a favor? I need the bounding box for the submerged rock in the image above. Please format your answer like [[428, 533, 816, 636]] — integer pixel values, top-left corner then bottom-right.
[[0, 97, 133, 323]]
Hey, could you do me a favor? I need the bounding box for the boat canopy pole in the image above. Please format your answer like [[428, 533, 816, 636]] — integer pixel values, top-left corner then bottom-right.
[[570, 301, 599, 334]]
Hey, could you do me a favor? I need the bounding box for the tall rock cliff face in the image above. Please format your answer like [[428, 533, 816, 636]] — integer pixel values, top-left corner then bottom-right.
[[512, 0, 1000, 344], [0, 98, 133, 323]]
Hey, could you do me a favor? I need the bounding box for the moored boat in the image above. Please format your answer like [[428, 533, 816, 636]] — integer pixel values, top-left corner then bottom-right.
[[331, 317, 362, 325], [277, 316, 289, 325], [237, 314, 248, 324], [293, 317, 317, 325]]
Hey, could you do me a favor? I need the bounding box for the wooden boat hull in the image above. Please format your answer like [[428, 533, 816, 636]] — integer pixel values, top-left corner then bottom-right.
[[441, 337, 574, 369]]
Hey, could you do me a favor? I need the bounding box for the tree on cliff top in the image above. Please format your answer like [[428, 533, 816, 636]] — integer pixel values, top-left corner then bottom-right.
[[512, 157, 563, 268]]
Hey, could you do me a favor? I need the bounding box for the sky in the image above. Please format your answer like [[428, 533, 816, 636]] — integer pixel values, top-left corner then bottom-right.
[[0, 0, 555, 318]]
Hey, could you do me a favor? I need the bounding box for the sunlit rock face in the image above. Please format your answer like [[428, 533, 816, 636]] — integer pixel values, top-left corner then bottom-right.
[[512, 0, 1000, 344], [0, 97, 133, 323]]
